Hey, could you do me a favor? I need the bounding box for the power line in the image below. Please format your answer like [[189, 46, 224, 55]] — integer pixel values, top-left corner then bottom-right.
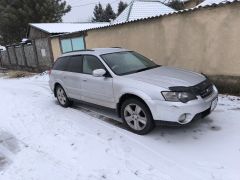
[[72, 1, 101, 7], [72, 0, 120, 8], [70, 0, 91, 6]]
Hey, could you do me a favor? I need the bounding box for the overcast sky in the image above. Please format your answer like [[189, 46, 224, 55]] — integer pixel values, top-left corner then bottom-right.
[[63, 0, 132, 22]]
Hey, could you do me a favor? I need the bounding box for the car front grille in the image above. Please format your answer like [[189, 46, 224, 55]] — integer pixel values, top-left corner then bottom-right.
[[169, 79, 214, 99], [200, 85, 214, 98], [191, 79, 214, 98]]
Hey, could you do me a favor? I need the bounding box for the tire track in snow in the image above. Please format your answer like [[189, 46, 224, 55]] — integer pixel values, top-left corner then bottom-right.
[[71, 105, 204, 180]]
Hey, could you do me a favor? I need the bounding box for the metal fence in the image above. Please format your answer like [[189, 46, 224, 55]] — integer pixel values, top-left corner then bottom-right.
[[0, 38, 53, 72]]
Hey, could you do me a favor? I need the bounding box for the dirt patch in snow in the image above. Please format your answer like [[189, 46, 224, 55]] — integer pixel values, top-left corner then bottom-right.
[[7, 71, 36, 79], [209, 126, 222, 131]]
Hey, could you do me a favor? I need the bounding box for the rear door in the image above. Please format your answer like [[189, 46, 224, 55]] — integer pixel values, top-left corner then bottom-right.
[[80, 55, 115, 108], [63, 55, 83, 100], [51, 56, 70, 92]]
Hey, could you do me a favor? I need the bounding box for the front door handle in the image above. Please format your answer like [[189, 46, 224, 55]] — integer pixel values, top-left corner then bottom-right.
[[83, 79, 87, 82]]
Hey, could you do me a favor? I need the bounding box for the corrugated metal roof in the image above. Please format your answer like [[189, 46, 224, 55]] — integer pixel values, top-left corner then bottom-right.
[[197, 0, 235, 7], [29, 23, 110, 34], [52, 0, 239, 37], [114, 0, 176, 24], [92, 0, 239, 31]]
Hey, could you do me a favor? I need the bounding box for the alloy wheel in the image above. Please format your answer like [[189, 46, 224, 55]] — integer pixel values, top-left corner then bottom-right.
[[124, 104, 147, 131], [57, 87, 67, 105]]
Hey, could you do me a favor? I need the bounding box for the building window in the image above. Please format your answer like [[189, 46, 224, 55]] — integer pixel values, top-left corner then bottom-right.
[[61, 37, 85, 53], [61, 39, 72, 53]]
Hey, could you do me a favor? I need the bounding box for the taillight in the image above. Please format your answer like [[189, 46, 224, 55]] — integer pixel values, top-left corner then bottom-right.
[[48, 69, 52, 75]]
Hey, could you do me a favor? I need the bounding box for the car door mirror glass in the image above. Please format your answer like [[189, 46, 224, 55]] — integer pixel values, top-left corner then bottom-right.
[[92, 69, 106, 77]]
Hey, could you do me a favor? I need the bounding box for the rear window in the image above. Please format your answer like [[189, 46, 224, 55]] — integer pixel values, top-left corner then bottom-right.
[[53, 57, 70, 71], [67, 56, 83, 73]]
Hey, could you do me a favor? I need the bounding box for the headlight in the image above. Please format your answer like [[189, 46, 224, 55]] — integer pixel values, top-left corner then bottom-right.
[[161, 91, 197, 103]]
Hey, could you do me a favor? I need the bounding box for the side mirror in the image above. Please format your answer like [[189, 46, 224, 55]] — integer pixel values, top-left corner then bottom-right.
[[92, 69, 106, 77]]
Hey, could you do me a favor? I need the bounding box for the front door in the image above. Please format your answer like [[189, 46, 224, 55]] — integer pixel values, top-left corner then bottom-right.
[[80, 55, 115, 108]]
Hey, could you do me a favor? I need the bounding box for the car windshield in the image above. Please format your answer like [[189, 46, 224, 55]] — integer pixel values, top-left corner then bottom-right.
[[101, 51, 159, 75]]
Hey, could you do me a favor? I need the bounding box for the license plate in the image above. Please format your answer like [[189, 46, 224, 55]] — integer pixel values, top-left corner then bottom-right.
[[211, 98, 218, 111]]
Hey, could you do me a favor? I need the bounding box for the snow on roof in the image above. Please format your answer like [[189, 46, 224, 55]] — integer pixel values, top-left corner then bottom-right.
[[0, 45, 6, 51], [29, 23, 110, 34], [197, 0, 235, 7], [114, 0, 176, 24]]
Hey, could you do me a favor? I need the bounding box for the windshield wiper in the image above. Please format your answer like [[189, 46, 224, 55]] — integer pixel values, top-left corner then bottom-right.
[[135, 65, 160, 73], [120, 65, 160, 76]]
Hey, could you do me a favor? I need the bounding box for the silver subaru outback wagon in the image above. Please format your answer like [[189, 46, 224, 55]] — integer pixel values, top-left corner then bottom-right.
[[49, 48, 218, 135]]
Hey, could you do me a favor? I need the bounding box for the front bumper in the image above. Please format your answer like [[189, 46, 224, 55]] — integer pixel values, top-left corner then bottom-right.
[[146, 86, 218, 124]]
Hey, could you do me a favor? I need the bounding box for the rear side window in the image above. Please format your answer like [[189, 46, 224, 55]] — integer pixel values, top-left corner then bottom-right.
[[53, 57, 70, 71], [83, 55, 105, 74], [67, 56, 83, 73]]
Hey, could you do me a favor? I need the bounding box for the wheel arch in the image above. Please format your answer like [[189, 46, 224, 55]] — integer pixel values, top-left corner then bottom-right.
[[53, 82, 62, 97], [116, 93, 152, 118]]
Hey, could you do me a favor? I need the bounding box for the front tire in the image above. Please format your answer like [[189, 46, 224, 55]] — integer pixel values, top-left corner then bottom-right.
[[121, 98, 155, 135], [55, 85, 72, 107]]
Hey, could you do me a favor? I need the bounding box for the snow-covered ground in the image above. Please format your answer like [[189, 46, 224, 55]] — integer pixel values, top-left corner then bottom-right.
[[0, 73, 239, 180]]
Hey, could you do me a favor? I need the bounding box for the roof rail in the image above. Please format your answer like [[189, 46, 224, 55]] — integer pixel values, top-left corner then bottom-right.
[[111, 47, 122, 48], [80, 49, 94, 51], [66, 49, 94, 53]]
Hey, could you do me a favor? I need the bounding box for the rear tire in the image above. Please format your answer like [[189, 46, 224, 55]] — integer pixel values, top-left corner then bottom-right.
[[55, 85, 73, 107], [121, 98, 155, 135]]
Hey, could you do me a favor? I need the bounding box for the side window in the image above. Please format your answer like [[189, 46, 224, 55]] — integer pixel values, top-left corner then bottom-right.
[[83, 55, 105, 74], [53, 57, 70, 71], [67, 56, 83, 73]]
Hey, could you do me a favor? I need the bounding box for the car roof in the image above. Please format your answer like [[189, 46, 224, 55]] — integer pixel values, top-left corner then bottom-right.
[[61, 48, 129, 57]]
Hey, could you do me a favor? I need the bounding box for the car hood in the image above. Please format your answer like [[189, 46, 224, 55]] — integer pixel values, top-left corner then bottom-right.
[[125, 66, 206, 89]]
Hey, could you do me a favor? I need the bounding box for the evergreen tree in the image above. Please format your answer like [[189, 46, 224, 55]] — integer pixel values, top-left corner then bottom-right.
[[92, 3, 105, 22], [0, 0, 71, 45], [103, 3, 116, 22], [117, 1, 128, 15]]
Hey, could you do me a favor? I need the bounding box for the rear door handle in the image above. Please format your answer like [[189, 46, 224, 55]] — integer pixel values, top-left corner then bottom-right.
[[83, 79, 87, 82]]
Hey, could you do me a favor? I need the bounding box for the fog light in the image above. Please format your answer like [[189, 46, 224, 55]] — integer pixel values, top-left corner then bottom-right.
[[178, 113, 192, 124], [178, 114, 187, 124]]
